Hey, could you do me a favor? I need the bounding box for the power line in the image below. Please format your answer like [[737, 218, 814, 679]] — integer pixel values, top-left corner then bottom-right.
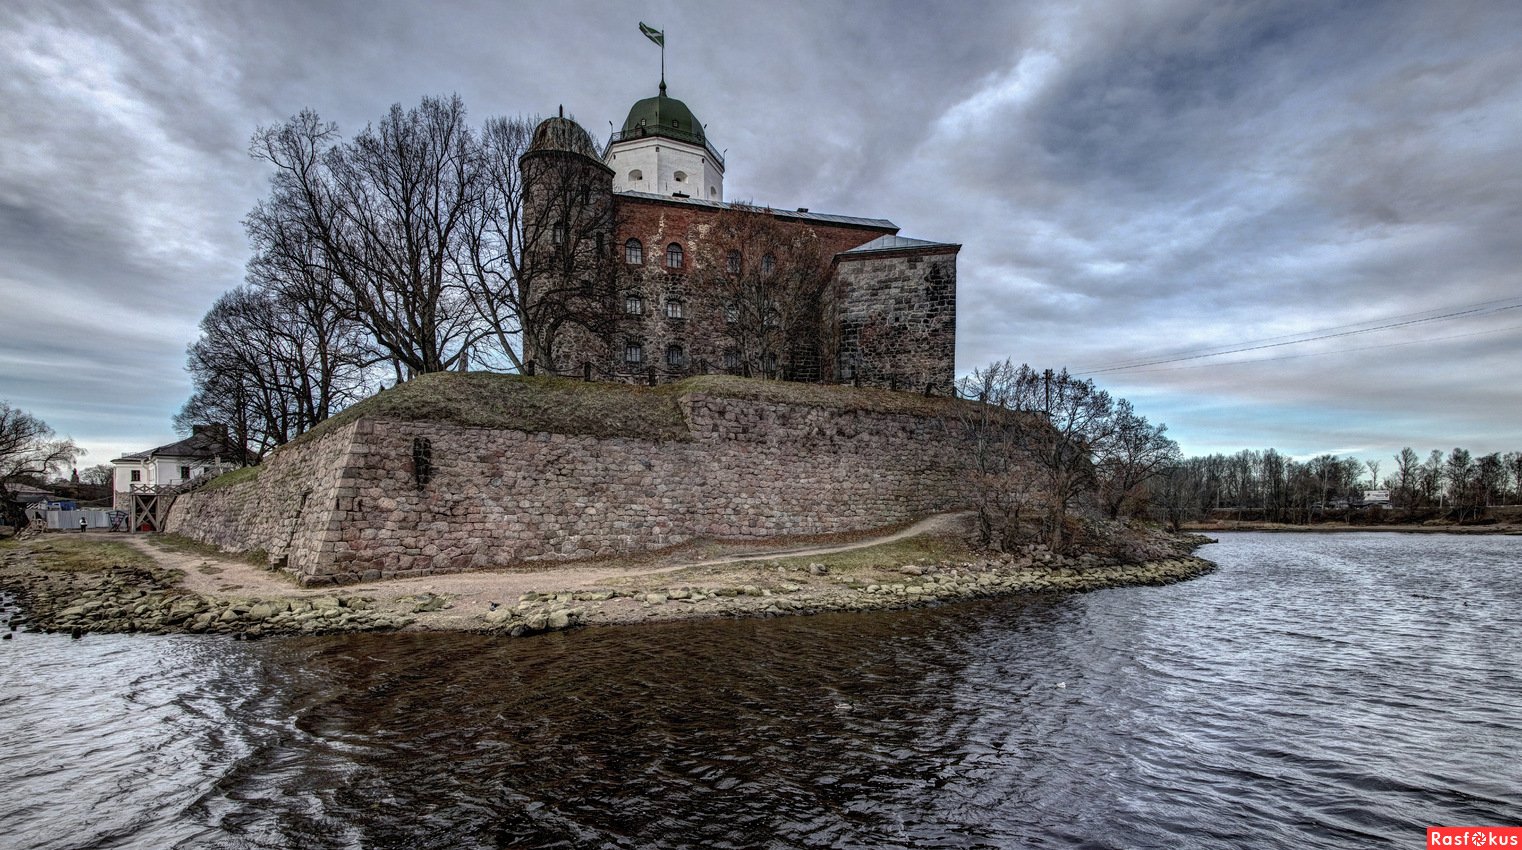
[[1073, 295, 1522, 373], [1075, 300, 1522, 376], [1105, 322, 1522, 376]]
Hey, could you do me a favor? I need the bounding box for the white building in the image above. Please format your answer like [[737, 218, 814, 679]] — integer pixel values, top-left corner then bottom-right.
[[111, 425, 240, 510]]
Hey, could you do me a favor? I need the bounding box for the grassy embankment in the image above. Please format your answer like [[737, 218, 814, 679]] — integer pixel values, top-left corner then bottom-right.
[[201, 371, 992, 490]]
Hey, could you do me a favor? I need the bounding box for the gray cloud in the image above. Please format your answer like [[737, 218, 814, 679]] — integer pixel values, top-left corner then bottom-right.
[[1, 0, 1518, 468]]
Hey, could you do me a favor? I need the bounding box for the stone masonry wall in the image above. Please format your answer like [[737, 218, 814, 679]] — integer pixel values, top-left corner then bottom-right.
[[830, 247, 958, 391], [164, 421, 361, 575], [167, 393, 978, 586]]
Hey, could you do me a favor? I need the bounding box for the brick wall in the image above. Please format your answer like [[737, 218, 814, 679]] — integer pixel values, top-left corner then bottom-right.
[[165, 392, 980, 586], [547, 195, 898, 380]]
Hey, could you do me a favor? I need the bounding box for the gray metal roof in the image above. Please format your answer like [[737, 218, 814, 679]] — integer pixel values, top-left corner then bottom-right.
[[615, 191, 897, 231], [839, 234, 960, 254]]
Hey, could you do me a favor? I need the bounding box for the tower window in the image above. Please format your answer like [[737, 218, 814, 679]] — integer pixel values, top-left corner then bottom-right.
[[673, 170, 686, 183], [665, 242, 683, 269], [624, 342, 644, 365], [629, 169, 643, 182], [724, 303, 738, 324], [665, 299, 685, 320], [666, 344, 685, 367], [552, 220, 566, 245], [709, 186, 717, 198], [625, 293, 644, 315], [727, 250, 741, 274], [761, 254, 775, 277], [625, 238, 643, 265]]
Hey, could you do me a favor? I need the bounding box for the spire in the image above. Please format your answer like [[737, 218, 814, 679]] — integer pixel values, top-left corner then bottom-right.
[[659, 79, 667, 96]]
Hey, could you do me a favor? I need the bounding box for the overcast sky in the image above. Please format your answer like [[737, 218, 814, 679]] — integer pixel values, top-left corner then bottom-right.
[[2, 0, 1519, 473]]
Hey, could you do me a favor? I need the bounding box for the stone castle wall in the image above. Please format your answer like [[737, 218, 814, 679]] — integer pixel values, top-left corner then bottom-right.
[[830, 247, 959, 391], [165, 392, 978, 586]]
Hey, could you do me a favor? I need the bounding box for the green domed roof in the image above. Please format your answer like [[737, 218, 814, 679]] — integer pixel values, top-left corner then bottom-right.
[[620, 83, 706, 145]]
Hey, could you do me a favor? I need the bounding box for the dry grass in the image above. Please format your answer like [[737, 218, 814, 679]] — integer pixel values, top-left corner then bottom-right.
[[767, 533, 977, 574], [0, 535, 154, 573], [288, 372, 694, 447], [286, 371, 989, 453], [200, 465, 260, 491]]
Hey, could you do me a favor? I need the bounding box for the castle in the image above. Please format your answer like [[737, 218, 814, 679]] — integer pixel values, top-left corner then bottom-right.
[[519, 81, 959, 391]]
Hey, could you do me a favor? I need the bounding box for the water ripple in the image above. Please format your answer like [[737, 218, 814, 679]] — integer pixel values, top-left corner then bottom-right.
[[2, 533, 1520, 848]]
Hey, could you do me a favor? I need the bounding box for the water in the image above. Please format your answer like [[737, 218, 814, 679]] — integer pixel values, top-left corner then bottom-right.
[[1, 533, 1518, 849]]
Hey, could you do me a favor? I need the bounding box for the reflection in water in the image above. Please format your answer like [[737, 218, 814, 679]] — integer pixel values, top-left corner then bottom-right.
[[2, 533, 1520, 849]]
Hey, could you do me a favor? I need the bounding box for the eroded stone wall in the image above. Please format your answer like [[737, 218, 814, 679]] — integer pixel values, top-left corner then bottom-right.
[[167, 393, 979, 586]]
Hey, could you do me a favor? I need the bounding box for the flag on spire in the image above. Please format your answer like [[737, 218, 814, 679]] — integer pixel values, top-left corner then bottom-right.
[[639, 22, 664, 47]]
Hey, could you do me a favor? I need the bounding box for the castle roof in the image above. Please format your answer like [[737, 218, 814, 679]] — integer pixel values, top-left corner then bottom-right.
[[839, 234, 961, 255], [619, 83, 707, 147], [112, 425, 236, 464], [528, 115, 601, 160], [616, 190, 898, 231]]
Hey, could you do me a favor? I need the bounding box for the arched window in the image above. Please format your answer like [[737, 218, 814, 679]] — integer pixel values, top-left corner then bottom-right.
[[709, 186, 717, 198], [551, 220, 566, 245], [665, 242, 683, 269], [665, 299, 685, 320], [624, 293, 644, 315], [625, 238, 643, 265], [726, 250, 742, 274], [761, 253, 775, 277], [666, 344, 685, 367], [724, 303, 739, 324], [624, 342, 643, 365], [629, 169, 643, 181], [673, 170, 687, 183]]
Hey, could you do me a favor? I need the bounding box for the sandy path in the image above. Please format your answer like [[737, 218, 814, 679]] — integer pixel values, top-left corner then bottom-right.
[[122, 512, 971, 620]]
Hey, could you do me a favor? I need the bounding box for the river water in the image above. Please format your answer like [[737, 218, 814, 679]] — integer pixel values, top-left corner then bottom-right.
[[1, 533, 1518, 849]]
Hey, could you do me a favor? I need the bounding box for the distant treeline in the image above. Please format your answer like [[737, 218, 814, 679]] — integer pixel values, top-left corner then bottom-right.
[[1149, 447, 1522, 527]]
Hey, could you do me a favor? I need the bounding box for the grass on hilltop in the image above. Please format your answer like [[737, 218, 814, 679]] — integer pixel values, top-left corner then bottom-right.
[[283, 371, 984, 451]]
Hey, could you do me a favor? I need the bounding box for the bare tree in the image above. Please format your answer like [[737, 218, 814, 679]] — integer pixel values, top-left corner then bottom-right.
[[959, 362, 1118, 552], [1444, 448, 1476, 520], [953, 361, 1045, 549], [248, 97, 487, 377], [177, 286, 367, 462], [693, 204, 828, 379], [79, 464, 114, 486], [1, 402, 80, 526], [1096, 398, 1180, 519], [1393, 447, 1421, 508]]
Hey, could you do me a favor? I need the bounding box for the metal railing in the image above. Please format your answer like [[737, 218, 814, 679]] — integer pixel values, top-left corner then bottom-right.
[[605, 126, 725, 170]]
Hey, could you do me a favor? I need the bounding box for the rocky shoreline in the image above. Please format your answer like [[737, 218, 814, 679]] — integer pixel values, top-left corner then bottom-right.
[[1, 531, 1217, 640]]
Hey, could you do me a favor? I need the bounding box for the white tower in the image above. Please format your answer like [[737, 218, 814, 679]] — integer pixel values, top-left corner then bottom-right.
[[604, 81, 724, 201]]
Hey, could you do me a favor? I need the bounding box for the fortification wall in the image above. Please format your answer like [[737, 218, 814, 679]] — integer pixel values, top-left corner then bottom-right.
[[164, 421, 360, 575], [166, 392, 977, 586]]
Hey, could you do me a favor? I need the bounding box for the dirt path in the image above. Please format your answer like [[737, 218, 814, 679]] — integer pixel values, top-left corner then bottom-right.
[[120, 513, 973, 625]]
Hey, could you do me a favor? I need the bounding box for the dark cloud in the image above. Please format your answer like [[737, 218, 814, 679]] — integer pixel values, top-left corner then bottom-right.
[[1, 0, 1518, 467]]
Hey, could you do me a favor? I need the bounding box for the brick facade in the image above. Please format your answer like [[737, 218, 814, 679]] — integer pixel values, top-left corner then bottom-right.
[[524, 116, 960, 390]]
